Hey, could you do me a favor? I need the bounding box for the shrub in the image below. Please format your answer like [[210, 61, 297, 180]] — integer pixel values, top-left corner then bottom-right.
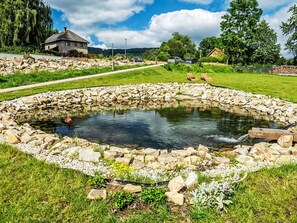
[[191, 180, 234, 211], [199, 56, 226, 63], [140, 187, 166, 205], [112, 162, 134, 180], [113, 191, 135, 210], [87, 172, 105, 188]]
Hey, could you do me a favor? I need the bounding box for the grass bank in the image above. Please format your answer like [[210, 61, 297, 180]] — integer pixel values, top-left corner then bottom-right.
[[0, 65, 296, 102], [1, 143, 297, 222], [0, 63, 146, 89]]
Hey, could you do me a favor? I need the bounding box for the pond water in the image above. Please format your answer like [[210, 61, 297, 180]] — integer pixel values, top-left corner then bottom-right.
[[28, 107, 282, 149]]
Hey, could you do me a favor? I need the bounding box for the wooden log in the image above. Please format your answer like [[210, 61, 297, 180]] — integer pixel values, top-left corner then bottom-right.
[[200, 73, 213, 82], [248, 128, 297, 142]]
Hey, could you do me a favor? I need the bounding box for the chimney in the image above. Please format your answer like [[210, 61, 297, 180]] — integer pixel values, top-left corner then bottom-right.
[[64, 27, 67, 32]]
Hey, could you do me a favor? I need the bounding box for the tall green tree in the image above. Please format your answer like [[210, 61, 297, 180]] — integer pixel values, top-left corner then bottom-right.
[[157, 32, 197, 60], [0, 0, 55, 48], [251, 20, 280, 64], [280, 5, 297, 64], [198, 36, 224, 56], [220, 0, 262, 64]]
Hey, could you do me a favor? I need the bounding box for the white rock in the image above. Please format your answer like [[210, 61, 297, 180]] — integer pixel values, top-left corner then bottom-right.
[[236, 155, 254, 164], [79, 149, 101, 162], [165, 191, 184, 206], [277, 135, 293, 148], [185, 172, 198, 188], [123, 184, 142, 193], [168, 176, 185, 192], [87, 189, 107, 200]]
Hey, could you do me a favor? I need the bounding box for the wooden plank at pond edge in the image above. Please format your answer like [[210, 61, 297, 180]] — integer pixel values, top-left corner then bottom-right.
[[248, 128, 297, 142]]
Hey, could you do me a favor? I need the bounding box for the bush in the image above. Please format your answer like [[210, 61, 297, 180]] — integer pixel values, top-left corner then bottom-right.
[[87, 172, 105, 188], [0, 45, 41, 54], [140, 187, 166, 205], [200, 56, 226, 63], [191, 180, 234, 211], [113, 191, 135, 210]]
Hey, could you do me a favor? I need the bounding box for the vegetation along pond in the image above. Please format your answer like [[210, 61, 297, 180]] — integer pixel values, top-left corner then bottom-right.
[[28, 106, 282, 149]]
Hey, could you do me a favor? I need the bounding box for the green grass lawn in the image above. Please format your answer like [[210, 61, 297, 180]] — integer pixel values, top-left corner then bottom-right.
[[1, 144, 297, 222], [0, 63, 146, 89], [1, 64, 297, 222], [0, 65, 296, 102]]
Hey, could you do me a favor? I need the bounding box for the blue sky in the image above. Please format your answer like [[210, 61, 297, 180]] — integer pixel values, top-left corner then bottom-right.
[[46, 0, 295, 57]]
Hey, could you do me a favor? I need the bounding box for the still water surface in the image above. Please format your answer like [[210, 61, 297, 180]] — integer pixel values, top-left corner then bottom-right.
[[29, 107, 281, 149]]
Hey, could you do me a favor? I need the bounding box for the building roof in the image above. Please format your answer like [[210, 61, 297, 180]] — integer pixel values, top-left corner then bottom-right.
[[45, 29, 89, 44], [207, 48, 224, 57]]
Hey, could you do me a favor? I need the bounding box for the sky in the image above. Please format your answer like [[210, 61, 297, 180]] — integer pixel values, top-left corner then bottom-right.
[[45, 0, 296, 57]]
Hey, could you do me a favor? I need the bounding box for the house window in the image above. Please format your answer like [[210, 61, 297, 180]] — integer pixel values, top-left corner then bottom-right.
[[65, 42, 70, 46], [74, 42, 77, 47], [80, 43, 83, 47]]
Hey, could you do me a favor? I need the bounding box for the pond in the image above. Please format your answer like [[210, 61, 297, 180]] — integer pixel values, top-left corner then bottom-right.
[[27, 106, 282, 149]]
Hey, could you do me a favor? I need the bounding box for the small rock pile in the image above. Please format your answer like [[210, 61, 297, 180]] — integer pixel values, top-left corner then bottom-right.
[[0, 57, 152, 75]]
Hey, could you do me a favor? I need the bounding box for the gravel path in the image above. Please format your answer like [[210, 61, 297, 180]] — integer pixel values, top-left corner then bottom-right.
[[0, 64, 162, 93]]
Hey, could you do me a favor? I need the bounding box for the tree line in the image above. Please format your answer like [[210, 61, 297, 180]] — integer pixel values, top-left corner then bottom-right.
[[0, 0, 55, 50], [157, 0, 296, 65], [0, 0, 295, 65]]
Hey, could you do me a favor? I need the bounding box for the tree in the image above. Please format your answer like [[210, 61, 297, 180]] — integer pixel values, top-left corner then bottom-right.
[[280, 5, 297, 64], [157, 32, 197, 60], [251, 20, 280, 64], [220, 0, 262, 64], [199, 37, 224, 56], [0, 0, 55, 48]]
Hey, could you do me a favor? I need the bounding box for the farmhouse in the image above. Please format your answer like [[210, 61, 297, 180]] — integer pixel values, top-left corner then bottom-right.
[[207, 48, 224, 58], [44, 27, 89, 54]]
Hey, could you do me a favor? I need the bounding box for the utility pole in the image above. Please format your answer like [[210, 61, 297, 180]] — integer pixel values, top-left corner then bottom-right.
[[112, 43, 114, 71], [124, 38, 127, 59]]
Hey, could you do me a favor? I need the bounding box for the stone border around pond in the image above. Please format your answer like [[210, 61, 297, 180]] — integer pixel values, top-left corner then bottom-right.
[[0, 83, 297, 205]]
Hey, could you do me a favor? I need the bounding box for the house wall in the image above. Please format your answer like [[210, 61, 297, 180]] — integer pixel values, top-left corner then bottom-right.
[[45, 41, 88, 54]]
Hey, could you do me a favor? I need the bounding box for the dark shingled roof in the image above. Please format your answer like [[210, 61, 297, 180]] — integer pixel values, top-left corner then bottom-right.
[[45, 30, 89, 44]]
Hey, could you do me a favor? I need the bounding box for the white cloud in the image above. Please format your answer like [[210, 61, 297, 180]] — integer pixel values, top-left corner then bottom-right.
[[179, 0, 213, 5], [258, 0, 295, 10], [45, 0, 154, 26], [92, 9, 225, 48]]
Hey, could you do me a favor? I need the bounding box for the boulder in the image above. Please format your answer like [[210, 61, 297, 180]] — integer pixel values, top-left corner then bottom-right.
[[171, 150, 192, 157], [250, 142, 269, 155], [4, 131, 20, 144], [165, 191, 184, 206], [185, 172, 198, 188], [103, 150, 119, 160], [213, 156, 230, 165], [158, 153, 178, 164], [123, 184, 142, 193], [183, 156, 201, 165], [235, 155, 254, 164], [79, 149, 101, 162], [87, 189, 107, 200], [277, 135, 293, 148], [168, 176, 185, 192], [115, 157, 132, 165]]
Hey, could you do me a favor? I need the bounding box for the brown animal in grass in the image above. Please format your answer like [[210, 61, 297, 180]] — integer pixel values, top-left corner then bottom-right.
[[200, 73, 213, 82]]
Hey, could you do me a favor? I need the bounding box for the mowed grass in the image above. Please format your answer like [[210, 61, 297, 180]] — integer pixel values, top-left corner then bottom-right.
[[191, 164, 297, 223], [0, 63, 145, 89], [0, 144, 174, 223], [1, 143, 297, 222], [0, 65, 296, 102]]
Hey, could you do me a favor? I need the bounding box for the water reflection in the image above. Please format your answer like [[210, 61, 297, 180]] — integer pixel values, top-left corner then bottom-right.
[[28, 107, 282, 149]]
